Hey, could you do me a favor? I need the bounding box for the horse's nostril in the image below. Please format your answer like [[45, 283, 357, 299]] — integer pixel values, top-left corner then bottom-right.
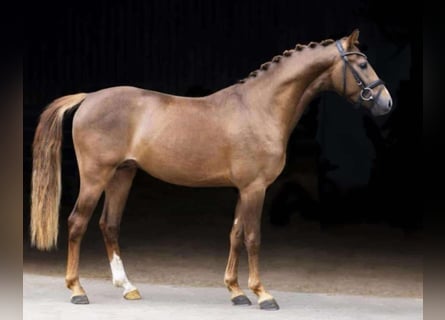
[[388, 99, 392, 109]]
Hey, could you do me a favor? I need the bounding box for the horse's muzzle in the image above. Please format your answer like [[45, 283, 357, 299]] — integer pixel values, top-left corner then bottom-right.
[[371, 88, 393, 116]]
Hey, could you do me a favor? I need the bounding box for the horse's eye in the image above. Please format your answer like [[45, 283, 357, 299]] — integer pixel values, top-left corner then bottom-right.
[[359, 62, 368, 69]]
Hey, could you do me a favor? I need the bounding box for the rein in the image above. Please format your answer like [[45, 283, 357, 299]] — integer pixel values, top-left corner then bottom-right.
[[335, 40, 384, 108]]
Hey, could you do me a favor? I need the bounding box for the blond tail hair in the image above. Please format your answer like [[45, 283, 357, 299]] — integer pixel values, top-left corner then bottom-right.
[[31, 93, 87, 250]]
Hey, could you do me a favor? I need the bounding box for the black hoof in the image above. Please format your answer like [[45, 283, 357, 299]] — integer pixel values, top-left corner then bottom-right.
[[231, 295, 252, 306], [259, 299, 280, 310], [71, 295, 89, 304]]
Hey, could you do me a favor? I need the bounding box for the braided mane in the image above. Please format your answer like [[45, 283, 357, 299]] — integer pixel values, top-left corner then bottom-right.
[[238, 38, 335, 84]]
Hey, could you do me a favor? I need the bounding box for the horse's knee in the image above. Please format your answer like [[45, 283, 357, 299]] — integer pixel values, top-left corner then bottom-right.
[[244, 233, 260, 251]]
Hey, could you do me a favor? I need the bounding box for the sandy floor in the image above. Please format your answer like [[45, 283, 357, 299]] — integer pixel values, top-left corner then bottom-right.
[[23, 185, 422, 299]]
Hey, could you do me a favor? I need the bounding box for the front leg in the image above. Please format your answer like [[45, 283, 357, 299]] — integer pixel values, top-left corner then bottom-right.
[[240, 182, 280, 310]]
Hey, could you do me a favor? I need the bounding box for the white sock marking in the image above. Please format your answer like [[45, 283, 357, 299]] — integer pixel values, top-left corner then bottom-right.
[[110, 252, 137, 295]]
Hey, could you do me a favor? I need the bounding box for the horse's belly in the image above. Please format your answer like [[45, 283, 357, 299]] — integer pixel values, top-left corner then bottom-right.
[[137, 159, 232, 187], [133, 145, 233, 187]]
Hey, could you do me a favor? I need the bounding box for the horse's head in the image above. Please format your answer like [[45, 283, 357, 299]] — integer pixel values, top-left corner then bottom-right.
[[330, 29, 392, 116]]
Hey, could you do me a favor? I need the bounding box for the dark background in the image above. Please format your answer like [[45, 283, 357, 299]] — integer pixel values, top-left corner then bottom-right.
[[23, 0, 422, 242]]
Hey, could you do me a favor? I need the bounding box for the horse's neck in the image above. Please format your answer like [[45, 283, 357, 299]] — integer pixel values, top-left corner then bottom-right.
[[238, 44, 336, 140]]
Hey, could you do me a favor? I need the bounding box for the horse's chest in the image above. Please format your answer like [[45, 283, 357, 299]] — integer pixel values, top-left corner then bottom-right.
[[229, 139, 286, 186]]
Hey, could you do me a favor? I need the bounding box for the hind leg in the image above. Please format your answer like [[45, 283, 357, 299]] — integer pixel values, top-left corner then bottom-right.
[[99, 166, 140, 300], [224, 196, 252, 306], [65, 164, 114, 304]]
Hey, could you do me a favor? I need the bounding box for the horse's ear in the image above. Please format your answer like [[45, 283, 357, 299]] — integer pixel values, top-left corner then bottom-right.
[[347, 29, 360, 50]]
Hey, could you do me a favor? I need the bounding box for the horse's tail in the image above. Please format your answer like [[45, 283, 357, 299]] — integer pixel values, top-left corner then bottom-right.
[[31, 93, 87, 251]]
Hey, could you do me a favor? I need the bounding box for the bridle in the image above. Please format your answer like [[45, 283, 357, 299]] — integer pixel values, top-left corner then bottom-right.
[[335, 40, 385, 107]]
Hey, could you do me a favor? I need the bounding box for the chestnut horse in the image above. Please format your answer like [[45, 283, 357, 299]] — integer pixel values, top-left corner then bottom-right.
[[30, 30, 392, 310]]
